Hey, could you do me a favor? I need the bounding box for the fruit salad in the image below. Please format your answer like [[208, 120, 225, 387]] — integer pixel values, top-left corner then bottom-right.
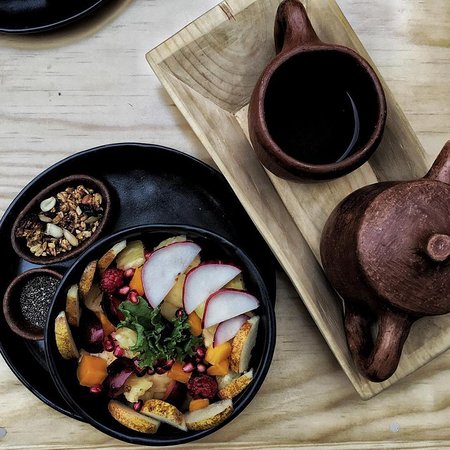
[[54, 235, 260, 433]]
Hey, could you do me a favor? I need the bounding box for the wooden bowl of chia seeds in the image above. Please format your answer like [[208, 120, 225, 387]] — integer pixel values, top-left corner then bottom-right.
[[3, 268, 63, 340], [11, 174, 112, 265]]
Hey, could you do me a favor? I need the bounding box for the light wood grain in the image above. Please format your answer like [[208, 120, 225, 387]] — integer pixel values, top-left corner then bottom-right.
[[0, 0, 449, 448]]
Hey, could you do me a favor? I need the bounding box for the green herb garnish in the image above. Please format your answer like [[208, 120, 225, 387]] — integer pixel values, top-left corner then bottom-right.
[[118, 298, 202, 369]]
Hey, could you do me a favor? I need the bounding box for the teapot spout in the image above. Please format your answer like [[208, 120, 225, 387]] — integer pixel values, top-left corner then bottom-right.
[[425, 141, 450, 183]]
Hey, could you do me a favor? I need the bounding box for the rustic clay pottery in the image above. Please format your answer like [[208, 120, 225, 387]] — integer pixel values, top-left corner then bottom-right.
[[11, 174, 112, 265], [3, 268, 62, 340], [320, 141, 450, 382], [248, 0, 386, 182]]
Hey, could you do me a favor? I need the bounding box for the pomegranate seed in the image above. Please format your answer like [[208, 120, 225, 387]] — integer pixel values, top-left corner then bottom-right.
[[196, 347, 206, 358], [147, 368, 155, 375], [118, 285, 130, 296], [144, 250, 152, 260], [163, 359, 175, 371], [133, 400, 143, 412], [128, 290, 139, 304], [124, 268, 135, 278], [90, 385, 103, 394], [156, 366, 167, 375], [195, 356, 203, 364], [182, 362, 195, 373], [103, 337, 114, 352], [196, 363, 207, 373], [113, 346, 124, 357], [133, 360, 146, 376], [176, 308, 185, 318]]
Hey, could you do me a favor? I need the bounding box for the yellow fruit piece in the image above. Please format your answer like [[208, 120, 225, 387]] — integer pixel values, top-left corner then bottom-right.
[[129, 266, 144, 296], [207, 359, 229, 376], [108, 400, 160, 434], [205, 341, 232, 365], [116, 240, 145, 270], [167, 361, 192, 384], [188, 312, 202, 337], [96, 311, 116, 336], [189, 398, 210, 412], [77, 354, 108, 387], [225, 274, 245, 290]]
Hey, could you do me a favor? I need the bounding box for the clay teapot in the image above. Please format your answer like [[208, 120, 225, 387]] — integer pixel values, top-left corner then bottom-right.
[[320, 141, 450, 382]]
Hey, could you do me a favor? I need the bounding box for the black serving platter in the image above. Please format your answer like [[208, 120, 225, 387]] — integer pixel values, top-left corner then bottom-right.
[[0, 142, 276, 421], [0, 0, 110, 34]]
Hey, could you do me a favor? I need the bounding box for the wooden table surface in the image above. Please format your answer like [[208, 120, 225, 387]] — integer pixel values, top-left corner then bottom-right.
[[0, 0, 448, 448]]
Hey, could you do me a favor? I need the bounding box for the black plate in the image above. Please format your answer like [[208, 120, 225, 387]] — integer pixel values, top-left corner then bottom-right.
[[0, 0, 110, 34], [0, 143, 276, 421]]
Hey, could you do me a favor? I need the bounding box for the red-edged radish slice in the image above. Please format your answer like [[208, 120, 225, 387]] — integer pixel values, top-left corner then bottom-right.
[[142, 241, 201, 308], [202, 289, 259, 329], [213, 314, 248, 346], [183, 263, 241, 315]]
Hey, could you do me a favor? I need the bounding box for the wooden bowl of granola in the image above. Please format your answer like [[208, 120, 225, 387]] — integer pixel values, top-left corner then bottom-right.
[[11, 174, 112, 264]]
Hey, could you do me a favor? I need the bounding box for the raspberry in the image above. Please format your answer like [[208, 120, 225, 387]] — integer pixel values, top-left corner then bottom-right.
[[100, 268, 125, 294], [187, 374, 218, 400]]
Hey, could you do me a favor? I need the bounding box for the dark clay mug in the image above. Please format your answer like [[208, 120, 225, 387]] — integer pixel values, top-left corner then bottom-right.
[[321, 141, 450, 382], [248, 0, 387, 182]]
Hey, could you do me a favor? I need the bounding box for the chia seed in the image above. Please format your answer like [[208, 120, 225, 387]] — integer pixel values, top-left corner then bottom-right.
[[19, 275, 59, 329]]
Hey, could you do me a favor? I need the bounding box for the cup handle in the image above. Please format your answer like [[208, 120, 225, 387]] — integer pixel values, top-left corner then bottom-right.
[[344, 305, 413, 382], [274, 0, 321, 54]]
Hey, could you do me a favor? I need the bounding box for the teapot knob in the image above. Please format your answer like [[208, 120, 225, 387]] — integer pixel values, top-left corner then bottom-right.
[[426, 233, 450, 263], [425, 141, 450, 183]]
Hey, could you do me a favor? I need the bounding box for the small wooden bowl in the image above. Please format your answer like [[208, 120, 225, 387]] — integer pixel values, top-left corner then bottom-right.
[[3, 268, 63, 340], [11, 174, 112, 264]]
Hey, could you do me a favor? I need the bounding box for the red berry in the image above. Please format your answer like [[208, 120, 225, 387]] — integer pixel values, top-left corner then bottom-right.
[[100, 268, 125, 294], [156, 366, 167, 375], [196, 347, 206, 358], [182, 362, 195, 373], [196, 363, 207, 373], [187, 374, 218, 400], [133, 400, 143, 412], [103, 337, 114, 352], [118, 285, 130, 296], [176, 308, 185, 318], [144, 250, 152, 260]]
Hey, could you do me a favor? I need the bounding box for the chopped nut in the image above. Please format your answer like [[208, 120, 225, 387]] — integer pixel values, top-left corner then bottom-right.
[[40, 196, 56, 212]]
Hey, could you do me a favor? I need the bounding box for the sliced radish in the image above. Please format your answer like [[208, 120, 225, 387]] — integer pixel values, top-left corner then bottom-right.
[[214, 314, 248, 346], [183, 263, 241, 315], [202, 289, 259, 329], [142, 241, 201, 308]]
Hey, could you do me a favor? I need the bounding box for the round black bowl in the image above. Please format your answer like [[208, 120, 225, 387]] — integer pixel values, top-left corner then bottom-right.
[[45, 224, 276, 446]]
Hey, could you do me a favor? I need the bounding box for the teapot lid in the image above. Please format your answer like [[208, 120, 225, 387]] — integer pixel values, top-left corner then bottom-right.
[[358, 179, 450, 315]]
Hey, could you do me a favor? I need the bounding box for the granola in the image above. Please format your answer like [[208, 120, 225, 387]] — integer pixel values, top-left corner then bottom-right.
[[15, 185, 104, 258]]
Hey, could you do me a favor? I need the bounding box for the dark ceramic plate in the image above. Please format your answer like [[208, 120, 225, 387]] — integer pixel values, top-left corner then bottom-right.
[[0, 143, 276, 421], [46, 225, 276, 445], [0, 0, 110, 34]]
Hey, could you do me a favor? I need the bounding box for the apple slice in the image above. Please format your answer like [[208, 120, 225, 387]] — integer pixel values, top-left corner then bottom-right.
[[183, 263, 241, 315], [141, 399, 187, 431], [184, 399, 233, 431], [213, 314, 248, 346], [202, 289, 259, 329], [230, 316, 260, 373], [142, 241, 201, 309], [108, 400, 160, 434]]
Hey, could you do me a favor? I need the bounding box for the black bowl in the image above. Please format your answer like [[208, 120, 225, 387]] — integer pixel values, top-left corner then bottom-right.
[[45, 224, 276, 446]]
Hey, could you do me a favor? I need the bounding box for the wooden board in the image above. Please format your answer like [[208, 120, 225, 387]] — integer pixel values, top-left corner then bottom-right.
[[146, 0, 449, 399]]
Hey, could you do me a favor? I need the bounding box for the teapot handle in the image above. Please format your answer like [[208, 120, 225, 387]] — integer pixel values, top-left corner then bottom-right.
[[424, 140, 450, 184], [344, 305, 413, 382], [274, 0, 321, 54]]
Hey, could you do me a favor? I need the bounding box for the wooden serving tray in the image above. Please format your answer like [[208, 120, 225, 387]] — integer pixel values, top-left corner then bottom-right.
[[146, 0, 449, 399]]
